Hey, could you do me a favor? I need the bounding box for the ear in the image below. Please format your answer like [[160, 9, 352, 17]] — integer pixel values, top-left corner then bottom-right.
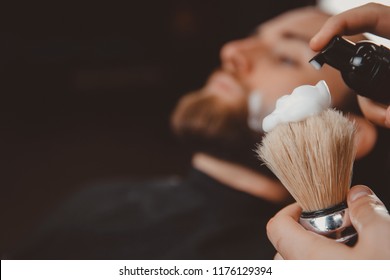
[[316, 80, 331, 107]]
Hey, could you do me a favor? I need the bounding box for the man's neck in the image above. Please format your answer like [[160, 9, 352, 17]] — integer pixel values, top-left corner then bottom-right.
[[192, 152, 290, 204]]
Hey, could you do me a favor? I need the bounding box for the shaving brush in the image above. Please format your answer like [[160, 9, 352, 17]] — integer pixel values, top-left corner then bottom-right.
[[257, 81, 357, 243]]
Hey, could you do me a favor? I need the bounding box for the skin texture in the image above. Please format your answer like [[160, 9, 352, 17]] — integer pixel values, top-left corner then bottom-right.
[[267, 3, 390, 259]]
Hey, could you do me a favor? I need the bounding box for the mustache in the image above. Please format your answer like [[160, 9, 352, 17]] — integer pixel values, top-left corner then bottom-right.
[[209, 67, 252, 93]]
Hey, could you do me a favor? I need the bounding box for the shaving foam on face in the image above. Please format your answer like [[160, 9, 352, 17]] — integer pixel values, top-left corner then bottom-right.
[[248, 90, 264, 132], [262, 80, 331, 133]]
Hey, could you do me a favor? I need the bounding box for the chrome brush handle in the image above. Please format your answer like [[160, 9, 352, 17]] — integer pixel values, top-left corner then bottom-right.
[[299, 202, 357, 244]]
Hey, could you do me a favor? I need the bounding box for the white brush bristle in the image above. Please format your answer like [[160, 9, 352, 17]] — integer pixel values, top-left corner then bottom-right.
[[257, 109, 356, 212]]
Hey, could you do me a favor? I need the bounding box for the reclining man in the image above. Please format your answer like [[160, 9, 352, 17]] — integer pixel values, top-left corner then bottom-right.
[[11, 7, 382, 260]]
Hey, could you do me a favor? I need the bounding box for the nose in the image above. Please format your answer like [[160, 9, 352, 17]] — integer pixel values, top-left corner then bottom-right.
[[220, 37, 263, 76]]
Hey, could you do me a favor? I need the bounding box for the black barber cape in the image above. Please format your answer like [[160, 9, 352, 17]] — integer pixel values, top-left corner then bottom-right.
[[11, 168, 281, 259]]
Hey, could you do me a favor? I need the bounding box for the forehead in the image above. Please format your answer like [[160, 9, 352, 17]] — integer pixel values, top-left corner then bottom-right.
[[256, 8, 330, 43]]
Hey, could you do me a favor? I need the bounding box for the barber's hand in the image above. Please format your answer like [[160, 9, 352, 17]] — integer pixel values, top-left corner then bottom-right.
[[267, 185, 390, 259], [310, 3, 390, 52], [357, 95, 390, 128], [310, 3, 390, 128]]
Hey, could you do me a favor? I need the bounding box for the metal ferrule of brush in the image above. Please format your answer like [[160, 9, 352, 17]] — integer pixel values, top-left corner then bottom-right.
[[299, 202, 357, 244]]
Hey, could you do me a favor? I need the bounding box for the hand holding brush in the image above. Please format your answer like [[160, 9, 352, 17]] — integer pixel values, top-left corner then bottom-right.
[[267, 185, 390, 259], [258, 80, 357, 244]]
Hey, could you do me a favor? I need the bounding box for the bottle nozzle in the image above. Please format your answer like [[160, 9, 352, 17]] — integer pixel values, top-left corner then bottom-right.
[[309, 36, 357, 71], [310, 35, 390, 104], [309, 55, 325, 70]]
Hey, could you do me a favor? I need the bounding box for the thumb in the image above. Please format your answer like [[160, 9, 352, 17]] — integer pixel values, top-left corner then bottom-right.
[[347, 185, 389, 235]]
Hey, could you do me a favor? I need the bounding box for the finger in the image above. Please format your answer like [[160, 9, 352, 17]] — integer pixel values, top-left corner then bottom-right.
[[347, 185, 390, 236], [357, 96, 390, 128], [267, 203, 351, 259], [274, 252, 284, 260], [387, 105, 390, 128], [310, 3, 390, 51], [349, 114, 377, 159]]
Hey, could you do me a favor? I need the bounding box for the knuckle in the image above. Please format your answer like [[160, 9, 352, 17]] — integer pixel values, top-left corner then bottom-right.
[[351, 195, 387, 230]]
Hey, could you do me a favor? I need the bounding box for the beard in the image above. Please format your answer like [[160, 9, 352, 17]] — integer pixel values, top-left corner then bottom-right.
[[171, 91, 264, 169]]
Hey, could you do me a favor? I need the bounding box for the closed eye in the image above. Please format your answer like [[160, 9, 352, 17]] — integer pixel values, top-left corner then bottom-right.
[[278, 55, 299, 67]]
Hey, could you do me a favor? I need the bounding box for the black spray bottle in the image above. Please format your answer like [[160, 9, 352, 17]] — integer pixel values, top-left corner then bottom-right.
[[310, 36, 390, 104]]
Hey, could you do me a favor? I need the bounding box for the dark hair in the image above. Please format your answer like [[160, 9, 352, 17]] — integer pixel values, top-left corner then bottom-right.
[[171, 90, 267, 170]]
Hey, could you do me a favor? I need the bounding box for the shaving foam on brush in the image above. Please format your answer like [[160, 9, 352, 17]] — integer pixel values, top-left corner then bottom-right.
[[257, 80, 357, 243]]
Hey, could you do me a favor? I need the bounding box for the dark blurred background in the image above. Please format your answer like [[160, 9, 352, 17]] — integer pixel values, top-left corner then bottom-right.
[[1, 0, 315, 256]]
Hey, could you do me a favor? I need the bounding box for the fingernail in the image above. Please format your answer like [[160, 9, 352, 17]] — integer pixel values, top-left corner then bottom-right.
[[349, 186, 372, 202]]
